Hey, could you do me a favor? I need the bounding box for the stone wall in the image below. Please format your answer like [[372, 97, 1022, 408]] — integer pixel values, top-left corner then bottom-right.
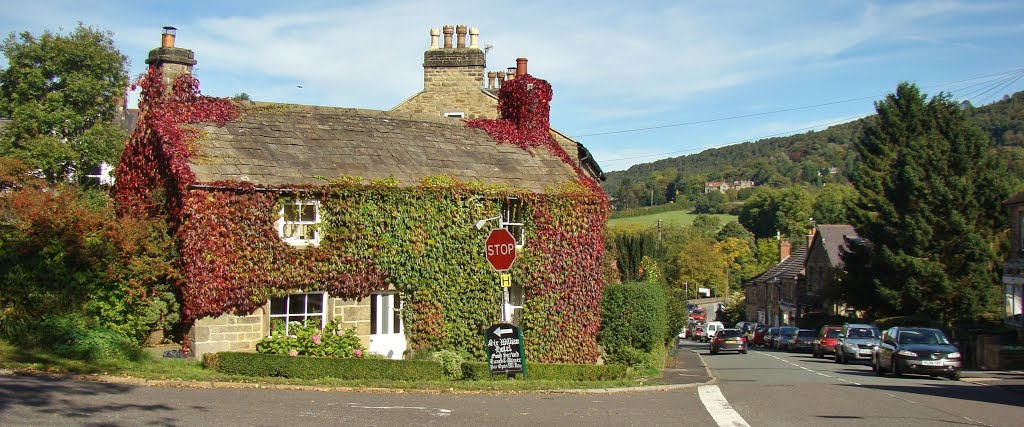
[[332, 297, 371, 348], [189, 310, 265, 358]]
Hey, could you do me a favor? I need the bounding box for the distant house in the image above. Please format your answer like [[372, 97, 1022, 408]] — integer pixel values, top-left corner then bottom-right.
[[743, 240, 809, 326], [113, 26, 608, 361], [704, 180, 755, 194], [805, 224, 860, 316], [1003, 191, 1024, 334]]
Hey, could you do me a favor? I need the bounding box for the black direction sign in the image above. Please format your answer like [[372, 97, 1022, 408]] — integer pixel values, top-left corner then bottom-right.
[[486, 323, 525, 377]]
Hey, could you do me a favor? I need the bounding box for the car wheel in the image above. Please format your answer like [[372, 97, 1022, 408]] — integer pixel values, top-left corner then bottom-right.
[[834, 351, 841, 363], [948, 371, 961, 381], [891, 358, 902, 378], [710, 349, 718, 355], [873, 356, 884, 376], [839, 351, 848, 364], [741, 350, 747, 354]]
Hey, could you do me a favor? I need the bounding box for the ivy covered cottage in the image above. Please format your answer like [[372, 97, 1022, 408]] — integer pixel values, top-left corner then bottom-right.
[[112, 27, 608, 361]]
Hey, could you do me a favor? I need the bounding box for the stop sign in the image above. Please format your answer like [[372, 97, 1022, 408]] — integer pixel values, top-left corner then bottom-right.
[[485, 228, 517, 271]]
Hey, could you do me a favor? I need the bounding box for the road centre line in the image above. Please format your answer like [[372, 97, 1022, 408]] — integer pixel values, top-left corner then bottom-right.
[[698, 385, 752, 427]]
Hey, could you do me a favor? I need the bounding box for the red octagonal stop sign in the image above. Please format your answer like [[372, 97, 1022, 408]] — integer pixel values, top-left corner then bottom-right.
[[485, 228, 517, 271]]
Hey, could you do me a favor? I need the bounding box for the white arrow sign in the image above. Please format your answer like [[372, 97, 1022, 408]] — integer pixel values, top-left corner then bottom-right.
[[492, 327, 513, 337]]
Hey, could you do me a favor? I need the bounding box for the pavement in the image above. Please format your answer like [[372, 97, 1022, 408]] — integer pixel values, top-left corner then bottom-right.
[[960, 369, 1024, 394], [658, 342, 714, 387]]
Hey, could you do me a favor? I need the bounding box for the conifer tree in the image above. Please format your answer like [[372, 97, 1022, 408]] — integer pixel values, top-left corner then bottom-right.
[[842, 83, 1012, 323]]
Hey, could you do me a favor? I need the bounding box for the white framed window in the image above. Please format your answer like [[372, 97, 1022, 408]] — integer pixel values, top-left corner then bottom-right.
[[370, 292, 403, 335], [277, 199, 320, 246], [507, 281, 524, 325], [269, 292, 327, 336], [503, 196, 526, 249], [443, 111, 465, 118]]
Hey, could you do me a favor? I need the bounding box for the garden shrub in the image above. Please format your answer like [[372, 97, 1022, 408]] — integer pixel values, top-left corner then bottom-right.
[[461, 361, 628, 381], [21, 313, 143, 362], [255, 320, 364, 358], [598, 281, 666, 366], [207, 352, 443, 380], [433, 349, 468, 380]]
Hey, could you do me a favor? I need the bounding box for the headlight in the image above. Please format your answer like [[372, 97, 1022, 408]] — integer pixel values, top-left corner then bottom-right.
[[845, 343, 858, 350], [947, 352, 961, 359], [897, 350, 917, 357]]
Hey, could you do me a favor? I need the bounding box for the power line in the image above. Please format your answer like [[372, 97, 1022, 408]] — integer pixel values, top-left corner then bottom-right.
[[573, 67, 1024, 139], [599, 115, 868, 163]]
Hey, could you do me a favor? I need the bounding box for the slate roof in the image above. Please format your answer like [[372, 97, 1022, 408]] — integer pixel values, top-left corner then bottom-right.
[[815, 224, 859, 268], [743, 244, 809, 287], [187, 102, 580, 193]]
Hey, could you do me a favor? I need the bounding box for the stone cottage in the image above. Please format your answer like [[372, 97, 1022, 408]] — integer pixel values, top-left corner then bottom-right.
[[113, 27, 608, 361]]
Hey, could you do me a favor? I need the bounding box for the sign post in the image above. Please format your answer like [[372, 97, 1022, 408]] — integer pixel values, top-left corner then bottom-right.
[[485, 323, 526, 380], [485, 228, 517, 322]]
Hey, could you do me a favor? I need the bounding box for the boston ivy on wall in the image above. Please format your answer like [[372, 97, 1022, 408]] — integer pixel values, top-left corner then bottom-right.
[[112, 68, 608, 363]]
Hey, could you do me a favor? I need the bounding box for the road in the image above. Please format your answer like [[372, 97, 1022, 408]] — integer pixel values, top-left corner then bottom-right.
[[679, 339, 1024, 427], [1, 343, 1022, 426]]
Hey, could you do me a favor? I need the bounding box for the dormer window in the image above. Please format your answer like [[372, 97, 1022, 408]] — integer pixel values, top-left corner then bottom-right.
[[277, 199, 320, 246]]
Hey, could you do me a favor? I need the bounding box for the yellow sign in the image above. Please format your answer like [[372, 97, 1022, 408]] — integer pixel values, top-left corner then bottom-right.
[[500, 273, 512, 288]]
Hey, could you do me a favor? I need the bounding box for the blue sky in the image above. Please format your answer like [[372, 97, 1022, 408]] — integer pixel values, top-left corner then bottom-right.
[[2, 1, 1022, 172]]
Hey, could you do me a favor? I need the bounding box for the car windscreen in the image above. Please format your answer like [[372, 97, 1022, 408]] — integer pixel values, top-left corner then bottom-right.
[[797, 330, 817, 338], [898, 329, 951, 345], [825, 330, 841, 338], [847, 327, 878, 338], [718, 330, 742, 338]]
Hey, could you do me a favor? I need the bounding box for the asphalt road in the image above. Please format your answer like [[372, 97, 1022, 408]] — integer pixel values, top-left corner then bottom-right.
[[2, 343, 1022, 426], [681, 339, 1024, 427]]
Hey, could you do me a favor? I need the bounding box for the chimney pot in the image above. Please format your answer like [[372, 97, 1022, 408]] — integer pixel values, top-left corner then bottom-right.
[[456, 25, 467, 48], [496, 71, 506, 86], [469, 27, 479, 49], [443, 25, 454, 49], [161, 26, 177, 48], [429, 28, 440, 50], [515, 57, 528, 77], [487, 71, 496, 89]]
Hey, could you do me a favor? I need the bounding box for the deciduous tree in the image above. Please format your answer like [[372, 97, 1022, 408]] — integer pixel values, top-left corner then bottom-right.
[[0, 24, 129, 183]]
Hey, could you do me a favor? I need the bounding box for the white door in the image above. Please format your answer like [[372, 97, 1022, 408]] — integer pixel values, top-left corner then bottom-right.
[[369, 292, 406, 359]]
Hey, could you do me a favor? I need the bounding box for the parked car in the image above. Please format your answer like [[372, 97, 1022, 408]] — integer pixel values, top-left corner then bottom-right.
[[813, 326, 843, 358], [835, 323, 881, 364], [775, 326, 799, 350], [710, 328, 748, 355], [703, 321, 725, 343], [690, 308, 707, 322], [751, 325, 770, 347], [677, 326, 688, 339], [734, 321, 758, 337], [788, 329, 817, 352], [873, 326, 962, 380], [765, 327, 781, 348]]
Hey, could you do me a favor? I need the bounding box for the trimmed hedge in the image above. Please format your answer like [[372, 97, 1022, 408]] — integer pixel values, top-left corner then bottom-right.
[[204, 352, 629, 382], [461, 361, 628, 381], [205, 352, 442, 381], [599, 282, 667, 354]]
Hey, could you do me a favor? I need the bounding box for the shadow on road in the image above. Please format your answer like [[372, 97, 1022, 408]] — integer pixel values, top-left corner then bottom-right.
[[0, 374, 178, 423], [838, 381, 1024, 408]]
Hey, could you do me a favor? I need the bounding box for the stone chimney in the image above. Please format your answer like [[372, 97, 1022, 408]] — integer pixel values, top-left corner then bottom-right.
[[516, 58, 528, 77], [145, 27, 197, 94], [422, 25, 485, 92], [780, 240, 792, 261]]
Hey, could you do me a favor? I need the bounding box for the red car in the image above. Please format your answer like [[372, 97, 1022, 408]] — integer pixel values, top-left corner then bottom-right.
[[691, 324, 706, 341], [813, 325, 843, 358], [751, 325, 770, 347], [689, 308, 706, 322]]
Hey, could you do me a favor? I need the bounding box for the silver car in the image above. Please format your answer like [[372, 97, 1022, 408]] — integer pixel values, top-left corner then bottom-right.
[[835, 323, 880, 364]]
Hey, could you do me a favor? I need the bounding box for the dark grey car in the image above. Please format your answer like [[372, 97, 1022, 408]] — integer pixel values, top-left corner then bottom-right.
[[873, 326, 962, 380], [710, 328, 748, 355]]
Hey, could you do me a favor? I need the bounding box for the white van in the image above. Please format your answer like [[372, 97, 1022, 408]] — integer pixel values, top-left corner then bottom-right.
[[703, 321, 725, 342]]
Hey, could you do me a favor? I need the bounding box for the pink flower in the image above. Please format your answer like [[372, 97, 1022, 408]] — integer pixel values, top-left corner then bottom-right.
[[288, 349, 298, 357], [353, 349, 362, 358], [312, 334, 322, 345]]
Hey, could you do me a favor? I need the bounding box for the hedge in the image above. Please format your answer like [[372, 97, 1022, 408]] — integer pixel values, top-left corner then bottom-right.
[[599, 282, 667, 354], [205, 352, 629, 381]]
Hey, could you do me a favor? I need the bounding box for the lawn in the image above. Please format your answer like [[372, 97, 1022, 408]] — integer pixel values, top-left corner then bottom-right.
[[609, 210, 737, 228]]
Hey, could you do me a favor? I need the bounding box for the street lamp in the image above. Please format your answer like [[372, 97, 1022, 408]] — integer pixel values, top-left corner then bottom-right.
[[475, 216, 503, 230]]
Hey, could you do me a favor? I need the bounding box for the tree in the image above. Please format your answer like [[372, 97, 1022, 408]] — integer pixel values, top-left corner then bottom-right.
[[738, 187, 813, 239], [841, 83, 1012, 323], [0, 24, 129, 183], [812, 184, 856, 224]]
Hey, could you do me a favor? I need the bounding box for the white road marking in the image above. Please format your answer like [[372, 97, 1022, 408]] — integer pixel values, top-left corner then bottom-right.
[[698, 385, 752, 427]]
